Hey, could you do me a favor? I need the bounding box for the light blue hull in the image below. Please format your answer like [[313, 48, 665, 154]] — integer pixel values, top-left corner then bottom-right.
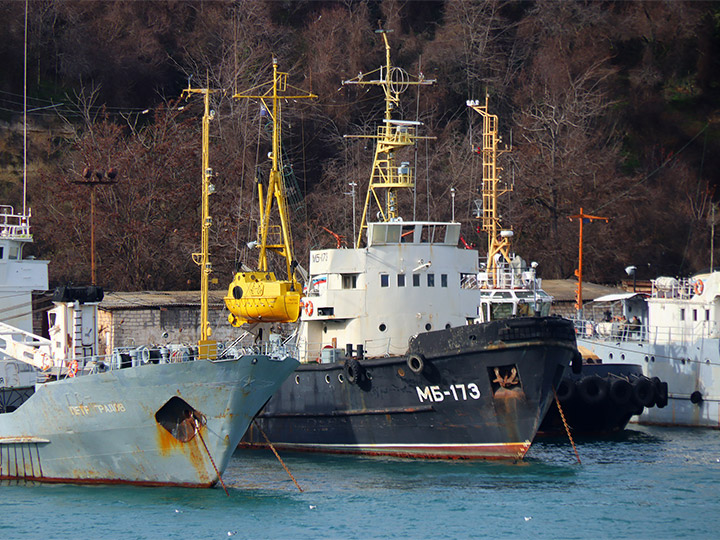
[[0, 355, 298, 487]]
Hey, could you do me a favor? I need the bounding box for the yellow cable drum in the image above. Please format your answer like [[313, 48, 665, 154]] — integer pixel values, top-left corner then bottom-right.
[[224, 271, 301, 327]]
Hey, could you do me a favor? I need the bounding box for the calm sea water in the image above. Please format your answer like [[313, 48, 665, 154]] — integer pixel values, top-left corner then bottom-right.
[[2, 426, 719, 539]]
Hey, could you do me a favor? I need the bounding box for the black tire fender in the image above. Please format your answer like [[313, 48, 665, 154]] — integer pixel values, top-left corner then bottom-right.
[[555, 378, 576, 402], [344, 357, 362, 384], [609, 378, 633, 406], [632, 376, 656, 408], [578, 375, 609, 405], [651, 377, 669, 408], [406, 354, 425, 374]]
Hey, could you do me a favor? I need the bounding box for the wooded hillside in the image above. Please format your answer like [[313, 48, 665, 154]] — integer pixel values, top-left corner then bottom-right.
[[2, 0, 719, 290]]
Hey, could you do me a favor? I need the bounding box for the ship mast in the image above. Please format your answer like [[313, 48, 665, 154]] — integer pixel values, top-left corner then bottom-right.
[[182, 81, 217, 353], [467, 95, 511, 287], [234, 59, 316, 279], [343, 29, 435, 248]]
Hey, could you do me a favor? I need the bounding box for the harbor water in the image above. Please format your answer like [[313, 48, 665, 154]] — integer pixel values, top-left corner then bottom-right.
[[2, 425, 719, 539]]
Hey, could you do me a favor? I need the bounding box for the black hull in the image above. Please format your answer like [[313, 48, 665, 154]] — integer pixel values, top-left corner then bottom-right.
[[539, 364, 668, 435], [243, 317, 578, 459]]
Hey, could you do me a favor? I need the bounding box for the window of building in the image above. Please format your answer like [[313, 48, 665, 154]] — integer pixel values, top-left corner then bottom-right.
[[413, 274, 420, 287], [397, 274, 405, 287], [380, 274, 389, 287], [427, 273, 435, 287], [706, 310, 710, 321], [441, 274, 448, 287], [680, 308, 685, 321], [693, 309, 697, 322]]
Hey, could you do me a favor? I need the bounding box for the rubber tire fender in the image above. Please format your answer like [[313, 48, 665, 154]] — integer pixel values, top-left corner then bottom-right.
[[406, 354, 425, 374], [609, 378, 633, 406], [344, 357, 362, 385], [555, 378, 576, 403], [632, 376, 656, 408], [651, 377, 669, 408], [577, 375, 609, 405]]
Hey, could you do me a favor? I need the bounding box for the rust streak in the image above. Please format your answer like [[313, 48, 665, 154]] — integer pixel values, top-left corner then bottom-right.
[[155, 423, 212, 484]]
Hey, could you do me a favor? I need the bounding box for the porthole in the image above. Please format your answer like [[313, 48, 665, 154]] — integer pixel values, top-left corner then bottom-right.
[[366, 371, 372, 380], [425, 323, 432, 331], [621, 354, 625, 360], [609, 353, 614, 359], [644, 356, 649, 363], [325, 375, 331, 384], [445, 323, 451, 330], [379, 323, 387, 332], [338, 373, 345, 383], [651, 356, 655, 362], [681, 358, 686, 365], [295, 375, 301, 384]]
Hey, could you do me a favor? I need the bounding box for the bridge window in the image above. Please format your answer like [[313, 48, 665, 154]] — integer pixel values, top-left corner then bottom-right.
[[441, 274, 448, 287], [427, 274, 435, 287], [397, 274, 406, 287], [380, 274, 389, 287], [413, 274, 420, 287], [342, 274, 358, 289]]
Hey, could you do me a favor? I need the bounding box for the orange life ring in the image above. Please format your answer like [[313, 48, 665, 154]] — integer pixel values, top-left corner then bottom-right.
[[305, 300, 314, 317], [67, 360, 78, 378], [694, 280, 704, 295]]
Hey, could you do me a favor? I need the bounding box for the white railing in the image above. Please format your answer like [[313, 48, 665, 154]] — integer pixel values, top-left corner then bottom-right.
[[462, 265, 541, 291], [0, 206, 31, 239], [576, 318, 720, 344], [651, 277, 695, 300]]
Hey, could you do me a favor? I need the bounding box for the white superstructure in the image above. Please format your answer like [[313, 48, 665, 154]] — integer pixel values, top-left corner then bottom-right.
[[0, 205, 48, 333], [577, 272, 720, 427], [299, 221, 479, 360], [1, 205, 48, 392]]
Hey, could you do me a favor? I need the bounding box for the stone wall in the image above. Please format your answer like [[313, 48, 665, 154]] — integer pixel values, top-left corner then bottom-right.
[[98, 305, 250, 354]]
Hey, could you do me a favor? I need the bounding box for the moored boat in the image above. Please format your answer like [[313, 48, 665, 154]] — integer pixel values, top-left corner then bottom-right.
[[539, 347, 669, 435], [241, 30, 579, 460], [0, 82, 299, 487], [576, 274, 720, 428]]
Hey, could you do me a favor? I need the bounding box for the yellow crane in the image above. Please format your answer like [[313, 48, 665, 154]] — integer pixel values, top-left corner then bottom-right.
[[225, 59, 316, 327]]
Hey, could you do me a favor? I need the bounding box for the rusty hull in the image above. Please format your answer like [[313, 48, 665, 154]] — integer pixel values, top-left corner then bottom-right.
[[0, 354, 298, 487]]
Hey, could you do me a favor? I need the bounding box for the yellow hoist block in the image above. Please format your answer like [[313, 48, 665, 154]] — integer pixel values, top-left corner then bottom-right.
[[224, 271, 301, 327]]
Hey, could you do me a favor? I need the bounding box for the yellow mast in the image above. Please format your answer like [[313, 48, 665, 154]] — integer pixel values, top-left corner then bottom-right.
[[236, 58, 316, 279], [182, 81, 217, 355], [343, 29, 435, 248], [467, 95, 511, 287], [224, 59, 316, 328]]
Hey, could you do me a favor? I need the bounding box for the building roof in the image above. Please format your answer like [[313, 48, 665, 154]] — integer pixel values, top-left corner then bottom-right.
[[99, 290, 227, 310], [541, 279, 625, 303], [100, 280, 623, 311]]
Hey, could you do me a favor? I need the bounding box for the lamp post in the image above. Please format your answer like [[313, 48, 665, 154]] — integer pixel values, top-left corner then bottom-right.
[[73, 168, 118, 285], [625, 265, 637, 292], [569, 207, 609, 316]]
